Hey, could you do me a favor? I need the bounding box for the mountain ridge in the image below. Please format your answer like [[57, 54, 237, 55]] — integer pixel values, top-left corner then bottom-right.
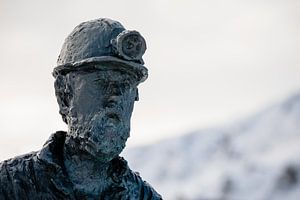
[[123, 91, 300, 200]]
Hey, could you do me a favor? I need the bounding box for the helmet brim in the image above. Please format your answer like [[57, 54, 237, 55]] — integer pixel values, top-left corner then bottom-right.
[[52, 56, 148, 84]]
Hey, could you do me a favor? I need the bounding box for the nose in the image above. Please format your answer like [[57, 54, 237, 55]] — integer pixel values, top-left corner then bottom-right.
[[105, 95, 120, 108], [104, 83, 122, 108], [108, 83, 122, 96]]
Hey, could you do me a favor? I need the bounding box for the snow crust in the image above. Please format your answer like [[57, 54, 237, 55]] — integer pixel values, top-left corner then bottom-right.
[[123, 93, 300, 200]]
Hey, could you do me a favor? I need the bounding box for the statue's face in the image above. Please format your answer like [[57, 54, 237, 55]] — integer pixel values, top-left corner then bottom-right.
[[66, 68, 138, 162]]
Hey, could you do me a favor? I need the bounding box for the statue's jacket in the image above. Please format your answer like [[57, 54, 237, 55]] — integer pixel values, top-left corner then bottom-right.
[[0, 131, 162, 200]]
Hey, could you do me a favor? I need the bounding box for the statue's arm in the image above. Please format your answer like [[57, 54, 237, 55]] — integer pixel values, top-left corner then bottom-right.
[[130, 171, 163, 200], [0, 161, 15, 199], [107, 157, 163, 199]]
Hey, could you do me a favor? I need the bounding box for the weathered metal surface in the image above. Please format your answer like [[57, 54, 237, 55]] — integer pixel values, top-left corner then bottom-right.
[[0, 18, 162, 200]]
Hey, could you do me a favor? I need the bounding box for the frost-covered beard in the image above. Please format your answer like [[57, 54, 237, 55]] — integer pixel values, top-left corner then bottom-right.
[[67, 108, 130, 162]]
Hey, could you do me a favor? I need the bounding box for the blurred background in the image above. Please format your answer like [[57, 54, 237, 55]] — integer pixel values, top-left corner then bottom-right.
[[0, 0, 300, 199]]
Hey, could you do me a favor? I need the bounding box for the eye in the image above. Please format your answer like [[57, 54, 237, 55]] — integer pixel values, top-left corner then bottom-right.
[[94, 79, 106, 85], [120, 79, 131, 89], [124, 81, 131, 89], [93, 79, 111, 93]]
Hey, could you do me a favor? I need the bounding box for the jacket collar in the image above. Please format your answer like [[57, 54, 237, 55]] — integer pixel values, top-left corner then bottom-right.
[[37, 131, 75, 197], [36, 131, 130, 198]]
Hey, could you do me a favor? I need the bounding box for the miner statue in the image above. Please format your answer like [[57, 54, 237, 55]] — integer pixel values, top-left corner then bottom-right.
[[0, 18, 162, 199]]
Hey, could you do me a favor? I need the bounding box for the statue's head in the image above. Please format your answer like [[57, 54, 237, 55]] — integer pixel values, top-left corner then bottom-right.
[[52, 18, 147, 162]]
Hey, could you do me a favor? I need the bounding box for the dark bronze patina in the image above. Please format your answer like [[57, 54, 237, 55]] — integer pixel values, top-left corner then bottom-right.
[[0, 18, 162, 200]]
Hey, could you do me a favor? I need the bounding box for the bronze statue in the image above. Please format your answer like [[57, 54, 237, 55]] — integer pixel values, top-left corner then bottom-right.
[[0, 18, 162, 200]]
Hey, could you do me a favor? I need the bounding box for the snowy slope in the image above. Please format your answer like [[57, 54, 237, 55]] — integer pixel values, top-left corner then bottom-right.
[[122, 92, 300, 200]]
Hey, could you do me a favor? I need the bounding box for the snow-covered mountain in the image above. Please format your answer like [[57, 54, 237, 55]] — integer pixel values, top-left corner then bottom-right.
[[122, 92, 300, 200]]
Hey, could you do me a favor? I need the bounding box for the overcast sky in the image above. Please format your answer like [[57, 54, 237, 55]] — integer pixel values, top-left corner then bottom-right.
[[0, 0, 299, 160]]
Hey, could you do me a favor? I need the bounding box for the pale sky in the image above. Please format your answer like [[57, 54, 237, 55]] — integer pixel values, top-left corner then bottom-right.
[[0, 0, 300, 160]]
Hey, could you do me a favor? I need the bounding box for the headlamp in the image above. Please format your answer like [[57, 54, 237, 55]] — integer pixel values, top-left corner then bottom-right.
[[111, 30, 146, 63]]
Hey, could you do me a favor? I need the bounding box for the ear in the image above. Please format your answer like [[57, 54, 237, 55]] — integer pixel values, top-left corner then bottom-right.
[[54, 75, 72, 118], [57, 89, 70, 116], [135, 88, 139, 101]]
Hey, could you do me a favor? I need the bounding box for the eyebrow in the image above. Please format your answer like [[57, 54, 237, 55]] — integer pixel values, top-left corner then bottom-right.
[[93, 76, 135, 82], [93, 78, 106, 82]]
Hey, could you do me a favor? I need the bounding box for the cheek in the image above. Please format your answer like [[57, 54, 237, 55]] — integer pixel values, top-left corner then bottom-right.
[[121, 94, 135, 117], [71, 90, 105, 118]]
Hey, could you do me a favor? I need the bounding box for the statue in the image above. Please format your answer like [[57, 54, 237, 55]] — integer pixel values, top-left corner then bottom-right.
[[0, 18, 162, 200]]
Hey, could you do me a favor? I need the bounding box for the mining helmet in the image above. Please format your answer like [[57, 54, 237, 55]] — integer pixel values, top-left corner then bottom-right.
[[52, 18, 148, 83]]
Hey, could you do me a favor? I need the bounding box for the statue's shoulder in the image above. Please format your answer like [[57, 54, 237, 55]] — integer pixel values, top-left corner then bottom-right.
[[125, 168, 163, 200], [0, 151, 39, 199], [107, 156, 163, 200], [0, 151, 38, 178]]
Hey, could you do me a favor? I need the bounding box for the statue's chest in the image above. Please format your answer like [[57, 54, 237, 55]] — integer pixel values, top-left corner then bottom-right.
[[71, 177, 111, 199]]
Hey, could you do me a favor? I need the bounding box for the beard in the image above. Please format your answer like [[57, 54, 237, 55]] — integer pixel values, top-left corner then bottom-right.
[[68, 109, 130, 162]]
